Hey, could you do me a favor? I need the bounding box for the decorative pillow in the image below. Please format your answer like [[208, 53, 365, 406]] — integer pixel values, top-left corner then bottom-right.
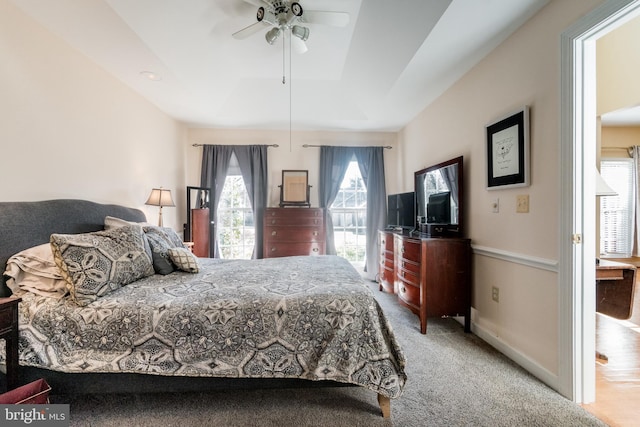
[[168, 247, 200, 273], [4, 243, 68, 299], [104, 215, 153, 230], [142, 226, 187, 275], [50, 224, 154, 306]]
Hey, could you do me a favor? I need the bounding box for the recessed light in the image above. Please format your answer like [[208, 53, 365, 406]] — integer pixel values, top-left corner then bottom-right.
[[140, 71, 162, 81]]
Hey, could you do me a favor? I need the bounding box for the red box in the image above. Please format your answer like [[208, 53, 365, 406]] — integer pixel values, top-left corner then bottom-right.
[[0, 379, 51, 404]]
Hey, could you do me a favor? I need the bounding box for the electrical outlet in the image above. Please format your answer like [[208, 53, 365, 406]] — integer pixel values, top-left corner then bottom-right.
[[516, 195, 529, 213], [492, 286, 499, 303], [492, 198, 499, 213]]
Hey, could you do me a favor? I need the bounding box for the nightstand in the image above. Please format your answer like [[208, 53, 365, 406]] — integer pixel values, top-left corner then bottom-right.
[[0, 297, 22, 391]]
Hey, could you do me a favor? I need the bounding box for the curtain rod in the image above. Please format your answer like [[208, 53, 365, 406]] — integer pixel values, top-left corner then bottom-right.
[[302, 144, 392, 149], [192, 143, 279, 148]]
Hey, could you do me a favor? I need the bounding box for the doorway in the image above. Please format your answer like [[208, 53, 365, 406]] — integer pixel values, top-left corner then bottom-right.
[[561, 0, 640, 406]]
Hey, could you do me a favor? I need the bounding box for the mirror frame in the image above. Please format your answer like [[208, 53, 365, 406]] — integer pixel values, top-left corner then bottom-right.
[[279, 170, 310, 207], [414, 156, 464, 237]]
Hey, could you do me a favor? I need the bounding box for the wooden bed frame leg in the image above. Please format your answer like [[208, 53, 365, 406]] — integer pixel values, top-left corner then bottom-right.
[[377, 394, 391, 418]]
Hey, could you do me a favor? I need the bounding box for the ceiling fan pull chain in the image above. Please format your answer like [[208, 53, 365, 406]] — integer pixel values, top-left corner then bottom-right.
[[282, 33, 286, 84]]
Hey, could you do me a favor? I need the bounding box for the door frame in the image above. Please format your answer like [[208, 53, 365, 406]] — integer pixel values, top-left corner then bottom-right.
[[560, 0, 640, 403]]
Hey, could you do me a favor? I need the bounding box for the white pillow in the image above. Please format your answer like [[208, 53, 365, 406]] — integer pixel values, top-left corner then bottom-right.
[[4, 243, 68, 299]]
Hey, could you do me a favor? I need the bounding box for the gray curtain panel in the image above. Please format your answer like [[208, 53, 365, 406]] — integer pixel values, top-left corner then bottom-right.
[[200, 145, 268, 259], [234, 145, 268, 259], [354, 147, 387, 280], [319, 146, 387, 280], [318, 146, 354, 255]]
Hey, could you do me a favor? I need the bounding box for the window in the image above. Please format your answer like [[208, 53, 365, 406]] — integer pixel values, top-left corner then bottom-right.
[[331, 160, 367, 262], [217, 156, 255, 259], [600, 159, 635, 258]]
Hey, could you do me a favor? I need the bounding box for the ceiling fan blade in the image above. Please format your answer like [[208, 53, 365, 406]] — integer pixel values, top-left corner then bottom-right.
[[241, 0, 268, 6], [302, 10, 350, 27], [232, 21, 269, 40], [291, 36, 308, 54]]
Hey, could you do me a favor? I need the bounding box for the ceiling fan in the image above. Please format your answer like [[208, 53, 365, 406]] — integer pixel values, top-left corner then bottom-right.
[[232, 0, 349, 53]]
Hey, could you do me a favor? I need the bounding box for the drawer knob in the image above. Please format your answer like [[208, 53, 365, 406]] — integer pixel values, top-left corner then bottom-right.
[[312, 247, 319, 252], [400, 286, 406, 293], [271, 220, 276, 224], [401, 271, 405, 277], [271, 231, 277, 236], [271, 247, 276, 252], [313, 231, 318, 236]]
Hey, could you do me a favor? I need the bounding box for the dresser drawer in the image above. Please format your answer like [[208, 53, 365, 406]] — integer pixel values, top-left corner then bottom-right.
[[265, 216, 323, 227], [265, 208, 324, 227], [266, 208, 323, 219], [265, 242, 324, 257], [397, 279, 420, 308], [265, 226, 325, 242], [379, 252, 392, 268], [379, 232, 394, 251], [378, 267, 395, 293], [397, 258, 420, 276], [398, 240, 420, 262], [397, 266, 420, 287]]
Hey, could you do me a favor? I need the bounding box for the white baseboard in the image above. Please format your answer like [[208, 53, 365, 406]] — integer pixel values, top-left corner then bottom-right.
[[472, 321, 560, 392]]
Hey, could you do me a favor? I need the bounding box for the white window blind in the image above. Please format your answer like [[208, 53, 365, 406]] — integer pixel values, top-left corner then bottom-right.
[[600, 159, 635, 258]]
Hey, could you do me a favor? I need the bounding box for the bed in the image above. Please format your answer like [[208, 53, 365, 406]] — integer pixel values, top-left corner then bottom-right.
[[0, 199, 406, 417]]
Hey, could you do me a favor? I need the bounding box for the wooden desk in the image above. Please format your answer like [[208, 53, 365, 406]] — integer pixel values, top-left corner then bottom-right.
[[0, 297, 21, 391], [596, 260, 637, 320]]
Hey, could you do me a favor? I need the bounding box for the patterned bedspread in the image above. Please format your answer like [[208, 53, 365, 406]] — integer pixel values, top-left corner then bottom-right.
[[14, 255, 406, 398]]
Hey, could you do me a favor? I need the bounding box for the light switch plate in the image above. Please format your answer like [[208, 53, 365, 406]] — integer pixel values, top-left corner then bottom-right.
[[516, 195, 529, 213]]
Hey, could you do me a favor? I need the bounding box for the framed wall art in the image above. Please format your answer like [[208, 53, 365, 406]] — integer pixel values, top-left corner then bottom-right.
[[486, 106, 530, 190]]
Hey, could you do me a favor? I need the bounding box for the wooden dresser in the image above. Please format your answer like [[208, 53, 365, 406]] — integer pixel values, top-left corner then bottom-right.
[[381, 233, 470, 334], [190, 208, 210, 258], [378, 230, 396, 293], [263, 208, 325, 258]]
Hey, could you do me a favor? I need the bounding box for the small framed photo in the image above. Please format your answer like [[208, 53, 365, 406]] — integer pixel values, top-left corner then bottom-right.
[[486, 106, 530, 190]]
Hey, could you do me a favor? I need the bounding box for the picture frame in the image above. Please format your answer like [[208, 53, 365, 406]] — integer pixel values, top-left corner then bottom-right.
[[279, 170, 310, 207], [486, 106, 530, 190]]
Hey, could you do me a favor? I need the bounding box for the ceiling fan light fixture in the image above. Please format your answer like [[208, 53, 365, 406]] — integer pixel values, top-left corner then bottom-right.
[[291, 25, 309, 42], [265, 27, 282, 44]]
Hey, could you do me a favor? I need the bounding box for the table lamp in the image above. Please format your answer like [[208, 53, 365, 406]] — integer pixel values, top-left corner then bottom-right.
[[145, 188, 175, 227]]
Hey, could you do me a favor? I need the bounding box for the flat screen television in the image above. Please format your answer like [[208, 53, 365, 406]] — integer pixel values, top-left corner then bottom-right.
[[426, 191, 451, 224], [387, 192, 415, 230]]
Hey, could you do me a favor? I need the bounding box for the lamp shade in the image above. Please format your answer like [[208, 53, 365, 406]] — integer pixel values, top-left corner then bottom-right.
[[145, 188, 175, 207], [595, 169, 617, 197]]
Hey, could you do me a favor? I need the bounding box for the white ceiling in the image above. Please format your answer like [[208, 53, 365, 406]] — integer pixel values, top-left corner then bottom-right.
[[12, 0, 552, 132]]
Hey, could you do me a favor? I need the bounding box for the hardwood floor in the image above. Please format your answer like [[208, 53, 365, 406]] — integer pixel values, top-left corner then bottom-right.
[[582, 279, 640, 426]]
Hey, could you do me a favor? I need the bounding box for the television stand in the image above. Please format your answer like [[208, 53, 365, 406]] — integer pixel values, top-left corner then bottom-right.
[[377, 230, 471, 334]]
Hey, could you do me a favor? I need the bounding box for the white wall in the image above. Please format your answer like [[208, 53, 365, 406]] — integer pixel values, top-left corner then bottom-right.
[[597, 13, 640, 116], [0, 0, 187, 230], [399, 0, 602, 378]]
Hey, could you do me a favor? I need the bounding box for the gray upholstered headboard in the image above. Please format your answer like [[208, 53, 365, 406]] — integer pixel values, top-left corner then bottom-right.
[[0, 199, 147, 297]]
